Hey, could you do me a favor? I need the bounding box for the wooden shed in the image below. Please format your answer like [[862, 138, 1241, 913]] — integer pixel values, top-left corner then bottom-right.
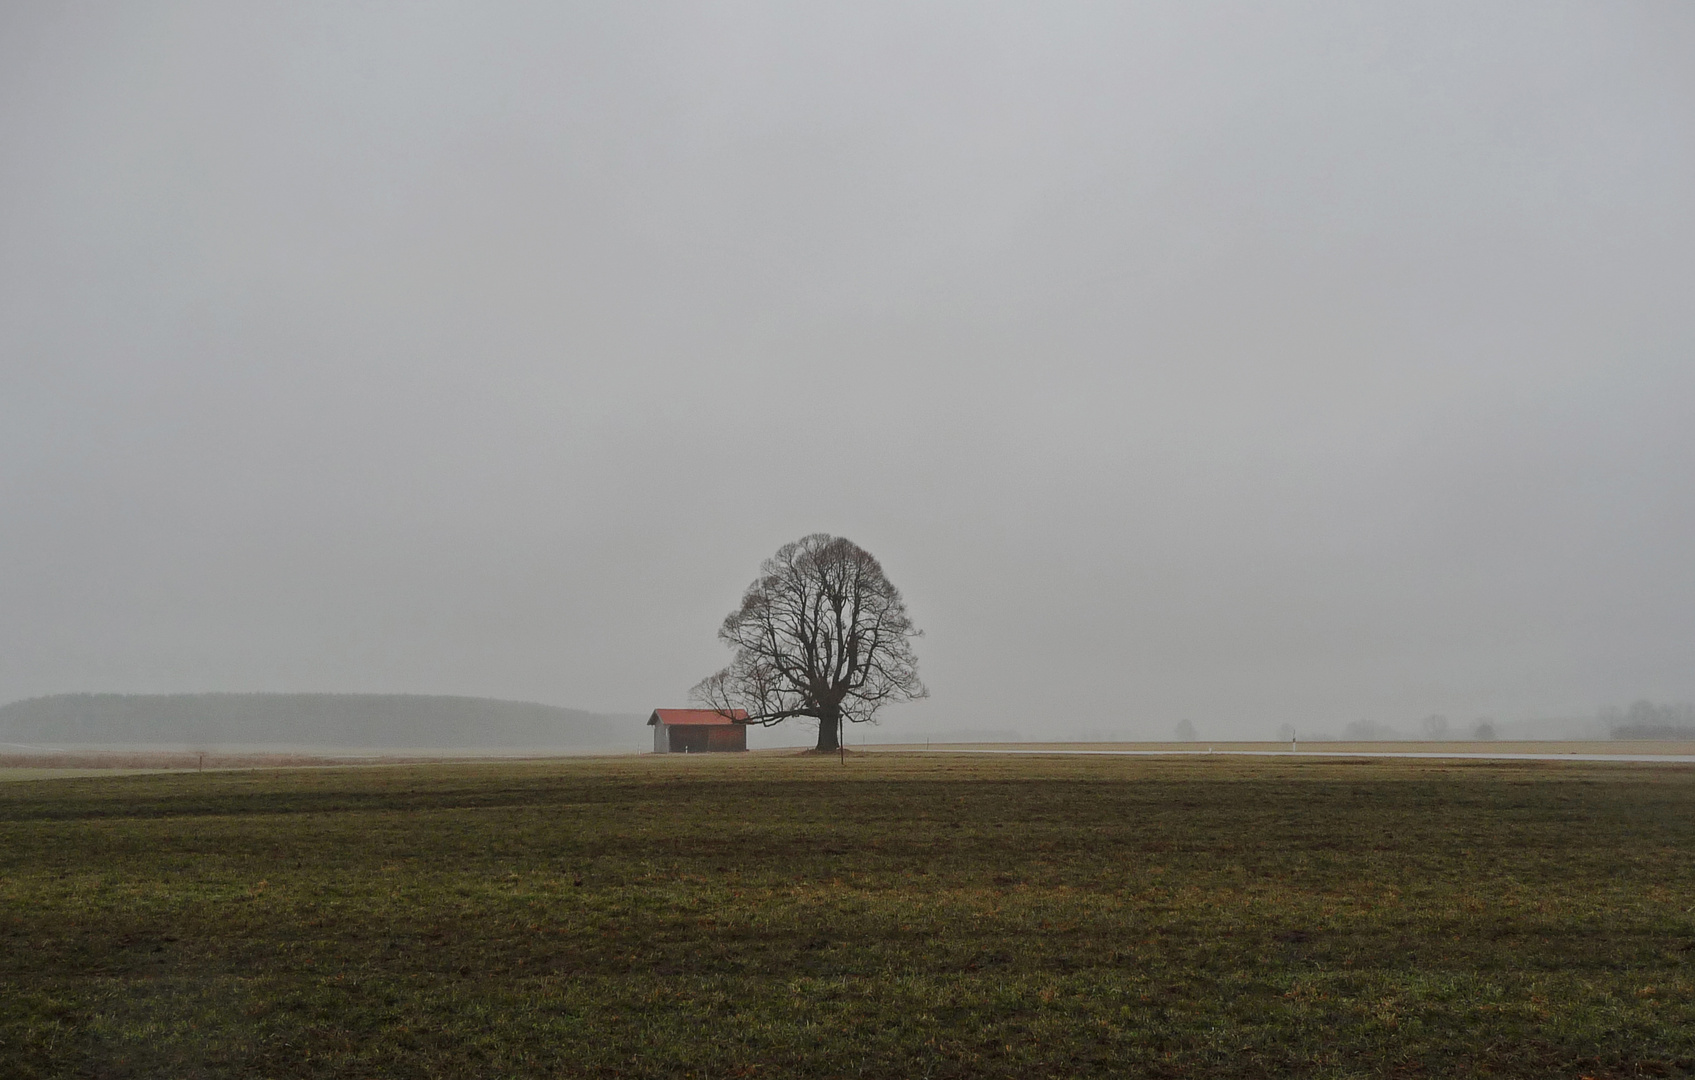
[[648, 708, 748, 753]]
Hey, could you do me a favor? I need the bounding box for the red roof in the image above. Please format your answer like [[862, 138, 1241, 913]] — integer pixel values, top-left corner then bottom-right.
[[649, 708, 748, 726]]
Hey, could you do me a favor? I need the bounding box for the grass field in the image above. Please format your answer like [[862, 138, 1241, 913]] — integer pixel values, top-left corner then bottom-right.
[[2, 754, 1693, 1078]]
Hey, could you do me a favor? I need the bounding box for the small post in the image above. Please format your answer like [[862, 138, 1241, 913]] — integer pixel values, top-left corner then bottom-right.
[[198, 752, 204, 771]]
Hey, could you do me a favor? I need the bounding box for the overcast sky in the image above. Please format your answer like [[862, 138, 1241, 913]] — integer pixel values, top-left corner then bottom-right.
[[2, 2, 1692, 740]]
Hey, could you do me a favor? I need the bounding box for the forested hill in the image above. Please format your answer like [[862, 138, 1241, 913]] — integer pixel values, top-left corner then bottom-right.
[[0, 693, 643, 748]]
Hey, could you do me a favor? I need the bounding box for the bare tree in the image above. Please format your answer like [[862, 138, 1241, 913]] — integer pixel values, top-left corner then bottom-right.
[[1420, 714, 1450, 740], [692, 534, 925, 752]]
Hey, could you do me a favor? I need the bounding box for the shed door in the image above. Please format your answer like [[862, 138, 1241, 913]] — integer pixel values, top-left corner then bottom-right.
[[668, 726, 710, 753]]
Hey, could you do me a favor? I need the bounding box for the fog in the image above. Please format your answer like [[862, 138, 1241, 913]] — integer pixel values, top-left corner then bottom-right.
[[3, 2, 1692, 743]]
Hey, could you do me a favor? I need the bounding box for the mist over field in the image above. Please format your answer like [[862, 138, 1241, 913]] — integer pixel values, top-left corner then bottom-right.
[[0, 693, 642, 751], [2, 3, 1693, 741]]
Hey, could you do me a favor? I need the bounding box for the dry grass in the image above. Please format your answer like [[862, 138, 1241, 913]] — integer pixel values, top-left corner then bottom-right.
[[871, 739, 1695, 756], [6, 740, 1688, 778], [3, 752, 1693, 1078]]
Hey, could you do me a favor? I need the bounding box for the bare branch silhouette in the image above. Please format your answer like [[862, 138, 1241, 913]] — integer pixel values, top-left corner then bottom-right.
[[692, 534, 925, 752]]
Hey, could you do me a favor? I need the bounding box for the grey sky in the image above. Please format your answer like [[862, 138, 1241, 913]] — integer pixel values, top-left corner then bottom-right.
[[2, 2, 1692, 740]]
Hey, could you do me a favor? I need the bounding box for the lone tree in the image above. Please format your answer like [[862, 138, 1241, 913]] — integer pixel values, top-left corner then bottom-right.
[[692, 533, 925, 752]]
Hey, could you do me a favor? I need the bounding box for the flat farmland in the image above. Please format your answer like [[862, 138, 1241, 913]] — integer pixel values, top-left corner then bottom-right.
[[2, 754, 1692, 1078]]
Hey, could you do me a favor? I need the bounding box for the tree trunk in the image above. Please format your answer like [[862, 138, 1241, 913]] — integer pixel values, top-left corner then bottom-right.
[[814, 707, 841, 752]]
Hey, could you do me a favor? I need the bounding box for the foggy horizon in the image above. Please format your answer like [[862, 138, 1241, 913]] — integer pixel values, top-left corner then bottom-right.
[[4, 3, 1693, 741]]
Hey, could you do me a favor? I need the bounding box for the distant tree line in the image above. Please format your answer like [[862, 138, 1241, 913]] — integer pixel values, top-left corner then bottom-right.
[[1604, 700, 1695, 740], [1179, 717, 1505, 742], [1267, 716, 1497, 741]]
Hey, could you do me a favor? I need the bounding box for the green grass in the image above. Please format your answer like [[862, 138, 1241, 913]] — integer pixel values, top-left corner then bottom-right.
[[2, 753, 1693, 1078]]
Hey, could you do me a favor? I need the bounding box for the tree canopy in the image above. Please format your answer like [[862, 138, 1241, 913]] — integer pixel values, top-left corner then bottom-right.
[[692, 534, 924, 752]]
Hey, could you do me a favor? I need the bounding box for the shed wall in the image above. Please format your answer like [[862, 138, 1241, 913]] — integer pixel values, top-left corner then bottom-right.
[[706, 726, 747, 752], [661, 724, 746, 753]]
